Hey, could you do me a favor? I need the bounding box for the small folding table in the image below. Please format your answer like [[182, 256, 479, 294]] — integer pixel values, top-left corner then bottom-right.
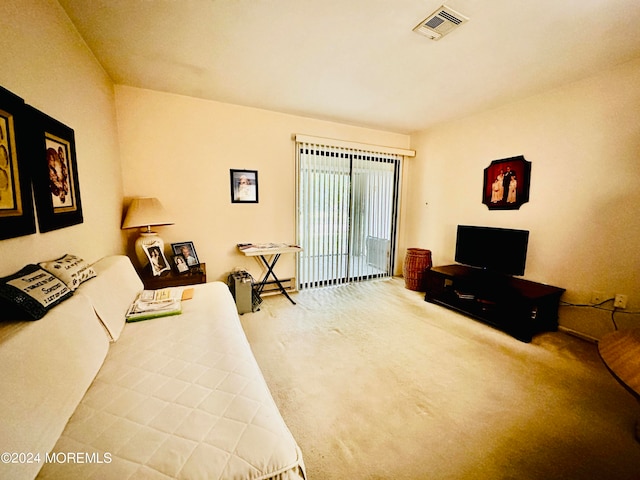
[[238, 243, 302, 305]]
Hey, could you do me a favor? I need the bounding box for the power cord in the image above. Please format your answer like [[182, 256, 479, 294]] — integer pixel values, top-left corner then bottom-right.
[[560, 297, 640, 331]]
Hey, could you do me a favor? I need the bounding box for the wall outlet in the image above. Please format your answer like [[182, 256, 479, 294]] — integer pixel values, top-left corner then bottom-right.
[[614, 294, 628, 309], [591, 291, 605, 304]]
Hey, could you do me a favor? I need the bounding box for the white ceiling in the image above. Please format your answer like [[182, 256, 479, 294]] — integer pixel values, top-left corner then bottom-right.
[[59, 0, 640, 134]]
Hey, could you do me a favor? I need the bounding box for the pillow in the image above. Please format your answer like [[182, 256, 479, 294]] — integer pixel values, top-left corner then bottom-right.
[[76, 255, 143, 341], [0, 265, 73, 320], [39, 254, 97, 291]]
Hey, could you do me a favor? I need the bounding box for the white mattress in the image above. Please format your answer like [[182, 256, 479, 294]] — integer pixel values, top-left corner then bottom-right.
[[37, 282, 305, 480]]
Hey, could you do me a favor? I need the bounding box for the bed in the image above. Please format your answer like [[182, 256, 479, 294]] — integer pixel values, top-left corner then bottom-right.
[[0, 255, 306, 480]]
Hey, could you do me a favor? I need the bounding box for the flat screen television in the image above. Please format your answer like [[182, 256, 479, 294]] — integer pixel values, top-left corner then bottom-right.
[[455, 225, 529, 276]]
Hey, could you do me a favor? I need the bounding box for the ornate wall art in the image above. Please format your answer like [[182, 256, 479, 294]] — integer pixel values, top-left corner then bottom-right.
[[482, 155, 531, 210]]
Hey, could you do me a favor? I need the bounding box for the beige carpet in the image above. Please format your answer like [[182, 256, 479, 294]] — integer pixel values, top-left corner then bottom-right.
[[239, 277, 640, 480]]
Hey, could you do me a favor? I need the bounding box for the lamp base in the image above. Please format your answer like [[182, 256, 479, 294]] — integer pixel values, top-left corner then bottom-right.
[[134, 231, 165, 268]]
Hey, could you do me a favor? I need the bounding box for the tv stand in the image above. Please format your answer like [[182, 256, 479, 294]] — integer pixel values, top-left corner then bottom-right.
[[424, 264, 565, 342]]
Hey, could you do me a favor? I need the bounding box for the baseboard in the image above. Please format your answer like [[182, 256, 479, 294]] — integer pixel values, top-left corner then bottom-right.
[[558, 326, 598, 344], [260, 277, 297, 296]]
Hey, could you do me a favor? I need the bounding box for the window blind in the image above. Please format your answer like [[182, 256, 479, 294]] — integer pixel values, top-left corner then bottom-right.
[[296, 139, 402, 289]]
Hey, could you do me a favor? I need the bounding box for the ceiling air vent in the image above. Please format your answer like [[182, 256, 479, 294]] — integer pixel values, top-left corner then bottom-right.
[[413, 5, 469, 41]]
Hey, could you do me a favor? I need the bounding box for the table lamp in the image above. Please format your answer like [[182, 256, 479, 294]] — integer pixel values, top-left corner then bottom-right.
[[122, 197, 174, 267]]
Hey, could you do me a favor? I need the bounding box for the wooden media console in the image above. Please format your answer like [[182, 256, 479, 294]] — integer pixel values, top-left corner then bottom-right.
[[424, 264, 565, 342]]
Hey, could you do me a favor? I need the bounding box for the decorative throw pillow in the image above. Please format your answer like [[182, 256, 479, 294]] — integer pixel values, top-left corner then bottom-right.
[[39, 254, 97, 291], [0, 264, 73, 320]]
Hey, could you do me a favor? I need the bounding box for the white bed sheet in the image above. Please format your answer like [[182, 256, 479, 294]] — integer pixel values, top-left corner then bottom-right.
[[0, 294, 109, 480], [38, 282, 305, 480]]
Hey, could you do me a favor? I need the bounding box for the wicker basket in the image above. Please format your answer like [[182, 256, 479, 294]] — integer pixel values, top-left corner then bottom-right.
[[403, 248, 432, 291]]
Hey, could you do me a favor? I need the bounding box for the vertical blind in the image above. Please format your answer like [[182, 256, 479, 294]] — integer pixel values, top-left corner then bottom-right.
[[296, 140, 402, 290]]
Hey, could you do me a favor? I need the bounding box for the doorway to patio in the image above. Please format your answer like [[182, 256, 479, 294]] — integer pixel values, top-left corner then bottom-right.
[[296, 141, 401, 290]]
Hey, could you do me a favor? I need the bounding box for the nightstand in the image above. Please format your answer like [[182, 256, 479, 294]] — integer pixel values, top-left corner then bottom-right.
[[139, 263, 206, 290]]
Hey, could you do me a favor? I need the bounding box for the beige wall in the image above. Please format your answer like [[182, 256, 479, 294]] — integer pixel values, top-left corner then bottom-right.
[[115, 85, 410, 283], [3, 1, 638, 341], [0, 0, 124, 276], [404, 58, 640, 340]]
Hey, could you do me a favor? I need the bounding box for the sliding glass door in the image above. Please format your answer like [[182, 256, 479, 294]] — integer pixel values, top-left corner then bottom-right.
[[296, 142, 401, 290]]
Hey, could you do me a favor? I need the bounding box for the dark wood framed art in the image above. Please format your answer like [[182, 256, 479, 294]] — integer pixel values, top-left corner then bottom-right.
[[230, 169, 258, 203], [482, 155, 531, 210], [0, 87, 36, 240], [27, 106, 83, 232]]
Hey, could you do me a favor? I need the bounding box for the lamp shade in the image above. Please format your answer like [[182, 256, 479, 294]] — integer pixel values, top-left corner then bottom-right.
[[122, 197, 174, 269], [122, 197, 174, 230]]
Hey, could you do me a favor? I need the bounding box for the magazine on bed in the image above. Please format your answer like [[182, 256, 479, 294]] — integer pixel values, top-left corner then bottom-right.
[[126, 288, 183, 322]]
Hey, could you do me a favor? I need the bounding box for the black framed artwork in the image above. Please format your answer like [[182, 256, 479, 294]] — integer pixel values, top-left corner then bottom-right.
[[230, 169, 258, 203], [482, 155, 531, 210], [171, 241, 200, 267], [27, 106, 83, 232], [0, 87, 36, 240]]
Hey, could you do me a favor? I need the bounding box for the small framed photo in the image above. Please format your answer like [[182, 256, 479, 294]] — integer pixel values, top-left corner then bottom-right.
[[172, 254, 190, 274], [142, 241, 170, 276], [230, 169, 258, 203], [171, 241, 200, 267]]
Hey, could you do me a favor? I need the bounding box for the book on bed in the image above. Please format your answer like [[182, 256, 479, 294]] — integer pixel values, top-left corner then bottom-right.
[[125, 288, 183, 322]]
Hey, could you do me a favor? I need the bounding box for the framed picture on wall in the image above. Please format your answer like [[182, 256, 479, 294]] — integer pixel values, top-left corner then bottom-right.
[[482, 155, 531, 210], [27, 106, 83, 232], [0, 86, 36, 240], [230, 169, 258, 203]]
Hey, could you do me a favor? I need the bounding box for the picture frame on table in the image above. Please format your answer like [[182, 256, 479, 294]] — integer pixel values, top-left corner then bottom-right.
[[142, 240, 171, 276], [0, 86, 36, 240], [482, 155, 531, 210], [171, 241, 200, 267], [230, 169, 258, 203], [27, 106, 83, 232], [172, 254, 190, 274]]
